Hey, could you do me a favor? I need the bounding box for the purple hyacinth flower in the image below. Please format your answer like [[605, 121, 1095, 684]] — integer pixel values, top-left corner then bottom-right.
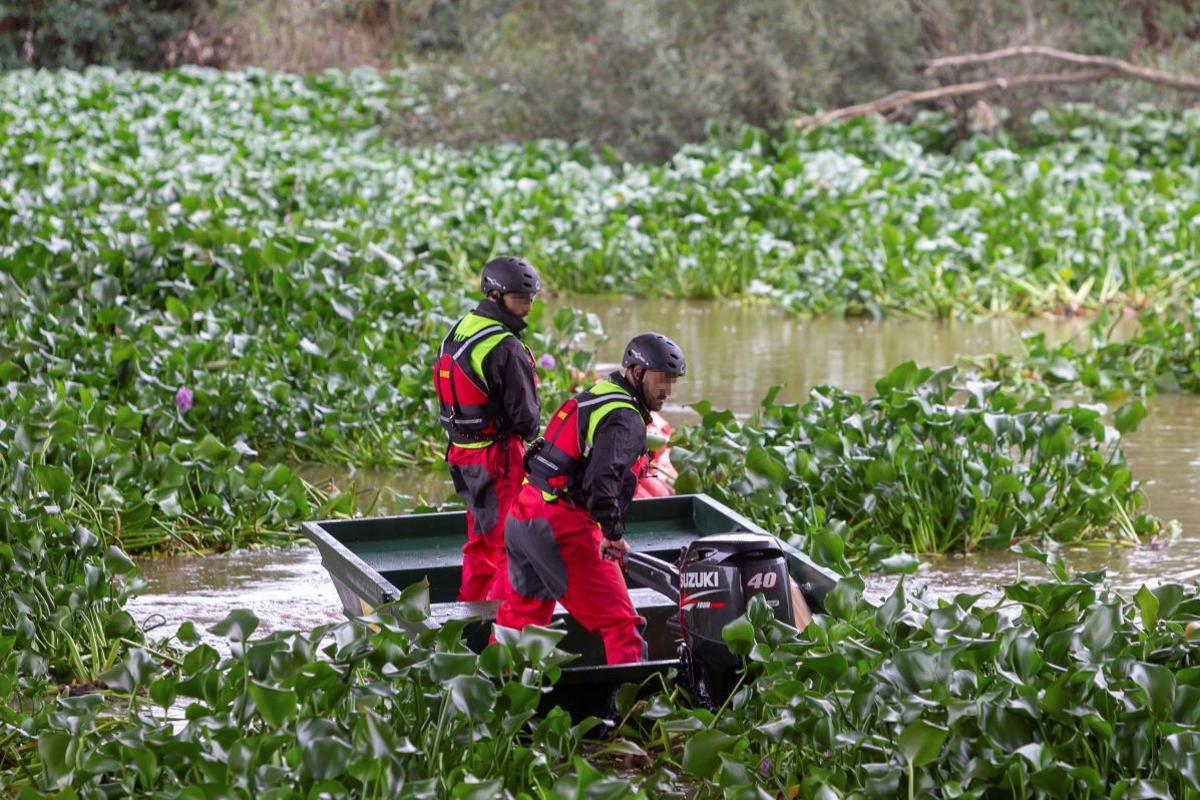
[[538, 354, 557, 369], [175, 386, 194, 414], [759, 758, 772, 776]]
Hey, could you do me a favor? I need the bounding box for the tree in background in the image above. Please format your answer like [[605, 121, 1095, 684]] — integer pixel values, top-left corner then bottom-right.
[[0, 0, 196, 69], [2, 0, 1198, 159]]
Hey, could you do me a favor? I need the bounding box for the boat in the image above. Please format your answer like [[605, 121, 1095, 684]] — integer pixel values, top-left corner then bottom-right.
[[302, 493, 840, 715]]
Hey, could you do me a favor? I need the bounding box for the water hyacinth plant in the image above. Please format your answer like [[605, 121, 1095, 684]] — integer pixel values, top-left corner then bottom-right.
[[672, 361, 1163, 568], [3, 64, 1200, 797], [614, 557, 1200, 799], [969, 302, 1200, 402], [7, 563, 1200, 798], [1, 69, 1199, 322]]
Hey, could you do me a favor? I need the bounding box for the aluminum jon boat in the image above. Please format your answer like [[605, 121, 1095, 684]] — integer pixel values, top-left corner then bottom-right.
[[302, 493, 840, 716]]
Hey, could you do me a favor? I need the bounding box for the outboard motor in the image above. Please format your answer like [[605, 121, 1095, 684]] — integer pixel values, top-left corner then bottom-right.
[[625, 532, 797, 705]]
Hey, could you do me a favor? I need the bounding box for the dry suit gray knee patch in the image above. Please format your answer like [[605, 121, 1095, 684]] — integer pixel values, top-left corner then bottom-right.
[[506, 517, 567, 601], [451, 463, 498, 533]]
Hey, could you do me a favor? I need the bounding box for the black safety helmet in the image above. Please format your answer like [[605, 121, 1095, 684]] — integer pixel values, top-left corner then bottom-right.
[[621, 332, 686, 377], [481, 256, 542, 296]]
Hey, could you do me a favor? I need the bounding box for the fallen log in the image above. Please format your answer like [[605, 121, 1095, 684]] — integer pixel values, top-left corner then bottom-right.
[[925, 45, 1200, 92], [793, 45, 1200, 130]]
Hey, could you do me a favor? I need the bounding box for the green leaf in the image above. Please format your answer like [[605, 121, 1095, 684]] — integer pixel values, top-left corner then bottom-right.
[[745, 447, 787, 487], [1130, 662, 1175, 719], [1081, 604, 1118, 653], [298, 720, 350, 781], [100, 648, 161, 693], [37, 733, 75, 782], [157, 490, 183, 518], [249, 681, 298, 727], [721, 615, 756, 656], [177, 621, 200, 645], [451, 780, 505, 800], [682, 729, 737, 778], [825, 577, 864, 621], [149, 675, 179, 708], [865, 459, 896, 486], [878, 553, 920, 574], [1126, 779, 1173, 799], [34, 464, 72, 501], [209, 609, 260, 643], [898, 718, 948, 767], [478, 643, 513, 678], [1134, 585, 1159, 631], [674, 468, 701, 495], [1113, 400, 1148, 435], [263, 463, 293, 492], [1152, 583, 1185, 620], [103, 546, 137, 576], [192, 433, 228, 462], [991, 474, 1024, 496], [429, 652, 479, 682], [446, 675, 497, 720]]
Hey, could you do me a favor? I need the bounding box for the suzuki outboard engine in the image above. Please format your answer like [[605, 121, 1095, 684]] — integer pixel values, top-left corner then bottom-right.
[[678, 532, 794, 703], [625, 532, 796, 705]]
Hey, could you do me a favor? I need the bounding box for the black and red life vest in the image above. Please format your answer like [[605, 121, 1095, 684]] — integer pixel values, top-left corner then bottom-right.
[[434, 312, 530, 444], [527, 379, 649, 502]]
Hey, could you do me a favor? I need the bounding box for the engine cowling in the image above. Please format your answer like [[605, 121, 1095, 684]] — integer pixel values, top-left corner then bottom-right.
[[678, 532, 794, 703]]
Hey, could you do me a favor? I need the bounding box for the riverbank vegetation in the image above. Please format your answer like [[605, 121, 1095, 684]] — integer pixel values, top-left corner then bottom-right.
[[6, 1, 1200, 162]]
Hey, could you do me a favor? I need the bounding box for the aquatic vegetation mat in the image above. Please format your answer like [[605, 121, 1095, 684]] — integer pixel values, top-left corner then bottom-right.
[[672, 359, 1167, 569], [1, 69, 1199, 320], [4, 67, 1200, 796], [6, 566, 1200, 798]]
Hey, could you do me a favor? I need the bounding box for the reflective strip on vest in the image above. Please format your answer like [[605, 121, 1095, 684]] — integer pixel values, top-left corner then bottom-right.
[[581, 381, 639, 456], [448, 312, 511, 390], [530, 380, 641, 501], [436, 312, 516, 442], [452, 440, 494, 450]]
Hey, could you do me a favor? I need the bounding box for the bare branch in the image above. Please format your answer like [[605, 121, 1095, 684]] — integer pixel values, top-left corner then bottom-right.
[[793, 45, 1200, 131], [924, 45, 1200, 91], [793, 70, 1110, 130]]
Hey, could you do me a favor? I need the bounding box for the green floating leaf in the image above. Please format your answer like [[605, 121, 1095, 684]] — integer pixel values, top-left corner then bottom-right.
[[878, 553, 920, 575], [208, 608, 260, 643], [898, 718, 948, 767], [682, 729, 738, 778], [447, 674, 497, 720], [745, 447, 788, 487], [1113, 400, 1148, 435], [249, 680, 298, 727], [103, 546, 137, 576], [100, 647, 162, 694], [721, 615, 756, 656], [34, 464, 72, 501], [176, 621, 200, 645], [1134, 585, 1159, 631], [1130, 662, 1176, 719], [1081, 603, 1119, 654]]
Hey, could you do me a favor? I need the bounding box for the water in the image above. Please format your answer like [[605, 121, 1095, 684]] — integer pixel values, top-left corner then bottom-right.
[[568, 296, 1095, 412], [129, 546, 339, 643], [296, 462, 455, 516], [130, 298, 1200, 638]]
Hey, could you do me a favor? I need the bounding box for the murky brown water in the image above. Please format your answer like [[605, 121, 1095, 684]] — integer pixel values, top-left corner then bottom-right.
[[568, 296, 1095, 412], [130, 299, 1200, 640], [296, 463, 456, 517]]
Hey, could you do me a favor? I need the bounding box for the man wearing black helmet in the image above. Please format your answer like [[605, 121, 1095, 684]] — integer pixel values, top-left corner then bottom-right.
[[494, 332, 686, 664], [433, 256, 543, 601]]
